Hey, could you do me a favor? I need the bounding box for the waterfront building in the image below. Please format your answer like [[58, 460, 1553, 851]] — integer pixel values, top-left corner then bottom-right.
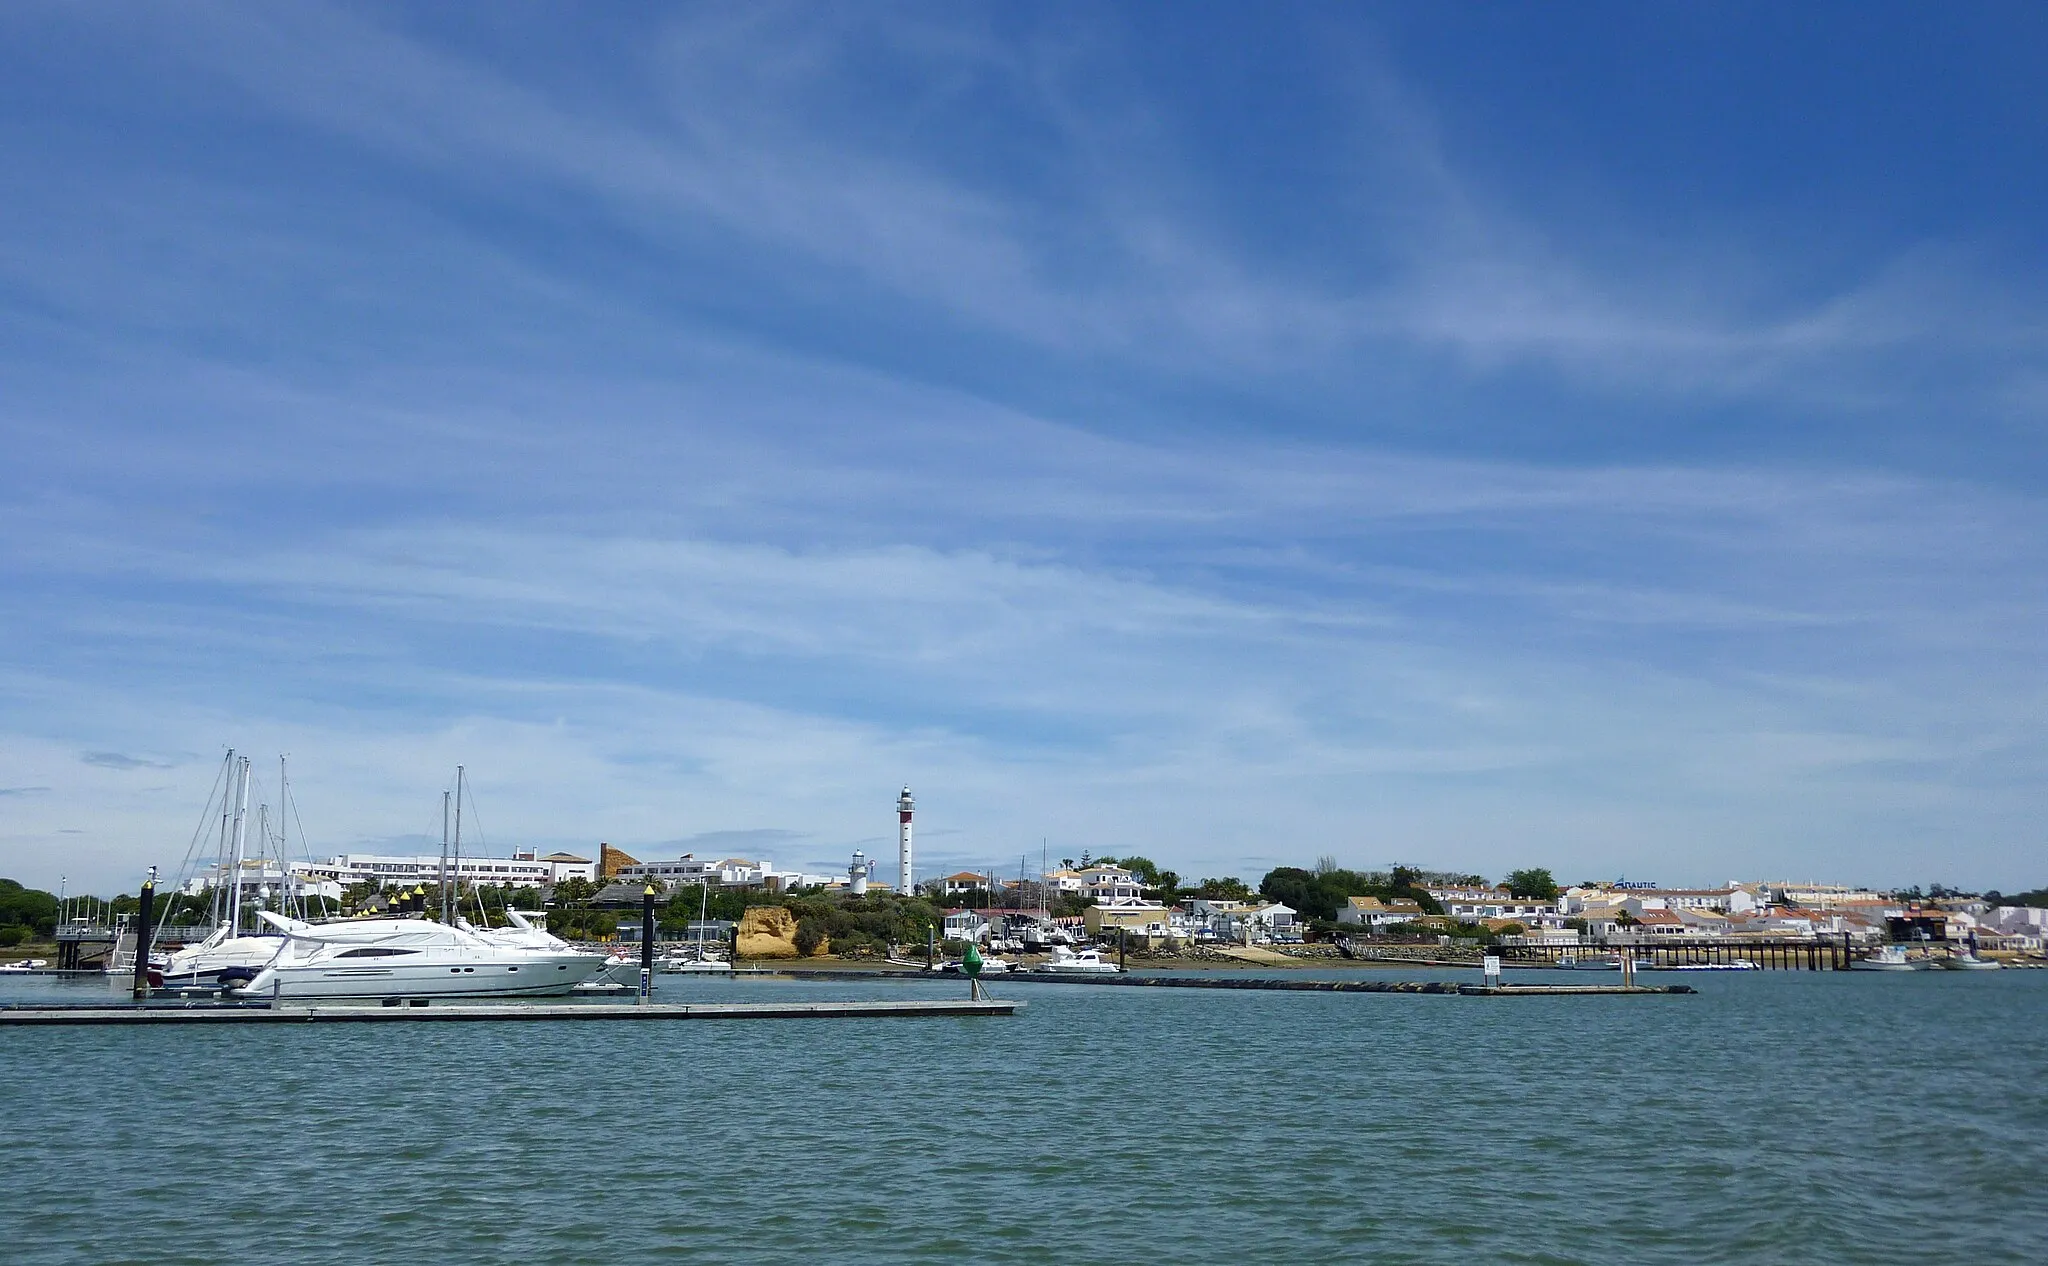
[[312, 848, 595, 891], [942, 908, 990, 943], [1428, 889, 1561, 926], [1764, 882, 1889, 909], [1083, 899, 1173, 939], [181, 860, 344, 904], [612, 854, 832, 892], [1337, 896, 1428, 929]]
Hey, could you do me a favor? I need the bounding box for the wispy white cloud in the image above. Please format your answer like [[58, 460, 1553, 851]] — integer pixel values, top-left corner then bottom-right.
[[1, 4, 2043, 893], [28, 0, 2025, 410]]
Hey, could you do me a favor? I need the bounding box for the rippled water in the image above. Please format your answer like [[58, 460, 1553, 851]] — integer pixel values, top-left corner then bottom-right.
[[2, 967, 2042, 1264]]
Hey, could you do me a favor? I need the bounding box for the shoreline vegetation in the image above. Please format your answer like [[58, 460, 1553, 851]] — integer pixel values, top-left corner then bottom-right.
[[6, 867, 2046, 970]]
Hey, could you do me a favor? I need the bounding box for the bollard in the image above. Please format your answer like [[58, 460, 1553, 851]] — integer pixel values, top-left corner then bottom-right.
[[130, 866, 157, 1000], [639, 885, 656, 1003]]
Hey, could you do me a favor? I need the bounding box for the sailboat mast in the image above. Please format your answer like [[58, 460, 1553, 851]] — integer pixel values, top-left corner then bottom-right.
[[440, 790, 451, 922], [452, 765, 465, 921], [227, 755, 251, 937], [278, 755, 291, 919], [215, 749, 236, 927]]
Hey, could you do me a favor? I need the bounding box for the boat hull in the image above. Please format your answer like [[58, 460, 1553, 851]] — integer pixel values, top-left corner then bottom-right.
[[246, 953, 604, 999]]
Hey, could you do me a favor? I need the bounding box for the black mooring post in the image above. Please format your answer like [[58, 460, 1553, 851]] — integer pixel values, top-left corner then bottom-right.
[[130, 866, 157, 999], [1119, 927, 1127, 970], [639, 885, 656, 1002]]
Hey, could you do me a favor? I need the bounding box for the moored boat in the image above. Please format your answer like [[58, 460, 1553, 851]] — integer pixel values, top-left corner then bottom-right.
[[242, 916, 606, 998], [1940, 951, 2001, 970], [1034, 945, 1122, 975], [1851, 945, 1925, 971]]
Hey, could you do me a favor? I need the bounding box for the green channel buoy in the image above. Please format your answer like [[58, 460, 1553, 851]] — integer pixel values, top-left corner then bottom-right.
[[962, 942, 983, 978]]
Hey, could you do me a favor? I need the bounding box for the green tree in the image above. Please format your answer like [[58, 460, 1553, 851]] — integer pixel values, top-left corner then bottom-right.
[[1505, 869, 1559, 900], [0, 879, 60, 936], [1119, 856, 1162, 886], [551, 876, 597, 904], [1191, 876, 1253, 901]]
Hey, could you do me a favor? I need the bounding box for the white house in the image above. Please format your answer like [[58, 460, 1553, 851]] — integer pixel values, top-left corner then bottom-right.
[[1337, 896, 1428, 929], [1081, 865, 1146, 904], [1428, 888, 1559, 925], [942, 872, 993, 896], [942, 909, 990, 943]]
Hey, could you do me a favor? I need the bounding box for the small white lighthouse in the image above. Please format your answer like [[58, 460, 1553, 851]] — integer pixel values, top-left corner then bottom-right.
[[897, 786, 915, 895], [848, 849, 870, 896]]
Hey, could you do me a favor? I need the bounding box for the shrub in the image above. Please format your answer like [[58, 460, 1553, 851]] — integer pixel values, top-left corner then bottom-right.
[[0, 925, 28, 947]]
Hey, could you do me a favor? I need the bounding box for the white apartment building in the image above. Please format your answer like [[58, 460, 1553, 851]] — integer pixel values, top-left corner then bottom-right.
[[614, 854, 839, 892], [1427, 888, 1562, 926], [313, 848, 595, 890]]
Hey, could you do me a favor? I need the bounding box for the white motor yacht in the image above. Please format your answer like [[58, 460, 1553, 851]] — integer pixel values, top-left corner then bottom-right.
[[159, 925, 293, 988], [242, 916, 606, 999], [1034, 945, 1122, 975], [160, 912, 420, 987]]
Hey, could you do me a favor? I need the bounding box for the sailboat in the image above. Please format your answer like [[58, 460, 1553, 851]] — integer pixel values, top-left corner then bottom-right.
[[660, 884, 732, 974]]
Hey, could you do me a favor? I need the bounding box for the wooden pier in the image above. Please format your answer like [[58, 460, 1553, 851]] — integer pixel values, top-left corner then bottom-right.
[[0, 998, 1016, 1026], [1493, 933, 1857, 971]]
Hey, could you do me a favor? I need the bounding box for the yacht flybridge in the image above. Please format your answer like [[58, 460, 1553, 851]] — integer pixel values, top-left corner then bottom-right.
[[242, 913, 606, 999]]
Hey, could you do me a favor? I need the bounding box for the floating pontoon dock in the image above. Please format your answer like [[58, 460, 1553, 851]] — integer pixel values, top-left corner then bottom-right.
[[0, 998, 1016, 1026], [973, 974, 1692, 996]]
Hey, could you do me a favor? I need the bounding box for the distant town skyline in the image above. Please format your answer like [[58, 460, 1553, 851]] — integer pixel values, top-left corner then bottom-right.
[[2, 6, 2044, 893]]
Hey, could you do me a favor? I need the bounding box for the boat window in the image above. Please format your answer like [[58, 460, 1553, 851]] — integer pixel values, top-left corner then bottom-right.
[[336, 947, 418, 958]]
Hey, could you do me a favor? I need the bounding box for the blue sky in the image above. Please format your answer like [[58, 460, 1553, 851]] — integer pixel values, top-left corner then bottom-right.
[[2, 3, 2043, 895]]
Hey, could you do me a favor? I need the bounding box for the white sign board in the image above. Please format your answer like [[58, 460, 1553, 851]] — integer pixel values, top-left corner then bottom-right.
[[1482, 955, 1501, 976]]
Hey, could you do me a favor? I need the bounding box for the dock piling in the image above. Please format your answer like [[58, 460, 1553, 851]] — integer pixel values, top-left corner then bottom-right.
[[130, 866, 156, 1000], [639, 885, 655, 1003]]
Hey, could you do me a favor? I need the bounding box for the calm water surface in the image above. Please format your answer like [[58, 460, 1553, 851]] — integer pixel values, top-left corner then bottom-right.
[[1, 968, 2042, 1264]]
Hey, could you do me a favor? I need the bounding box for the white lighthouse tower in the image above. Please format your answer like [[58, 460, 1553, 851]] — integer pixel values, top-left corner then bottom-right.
[[896, 786, 915, 895], [848, 849, 870, 896]]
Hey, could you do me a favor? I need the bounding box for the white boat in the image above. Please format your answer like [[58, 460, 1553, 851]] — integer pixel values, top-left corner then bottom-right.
[[656, 885, 732, 974], [1034, 945, 1122, 975], [1557, 953, 1650, 971], [0, 959, 48, 972], [659, 952, 734, 975], [1941, 951, 2001, 970], [1852, 945, 1925, 971], [1659, 960, 1759, 972], [242, 915, 606, 999], [160, 925, 292, 987]]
